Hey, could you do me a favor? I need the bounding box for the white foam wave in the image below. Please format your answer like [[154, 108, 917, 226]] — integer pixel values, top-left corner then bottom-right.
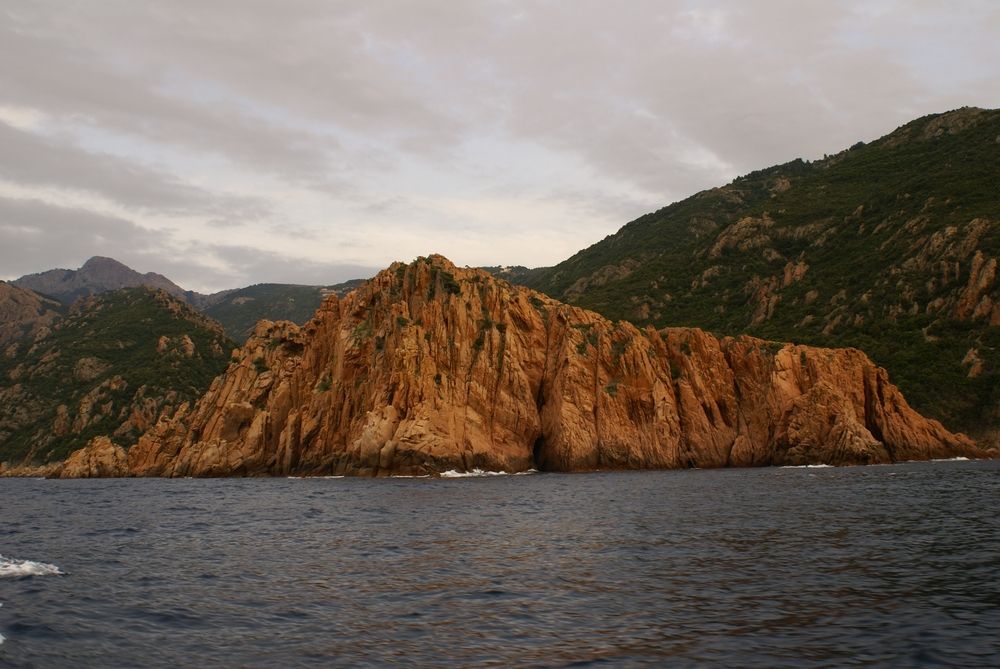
[[0, 555, 63, 579], [0, 631, 5, 646], [780, 464, 834, 469], [440, 468, 537, 478], [931, 456, 971, 462]]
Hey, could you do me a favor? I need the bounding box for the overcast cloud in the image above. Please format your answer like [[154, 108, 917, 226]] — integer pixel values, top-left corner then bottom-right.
[[1, 0, 998, 291]]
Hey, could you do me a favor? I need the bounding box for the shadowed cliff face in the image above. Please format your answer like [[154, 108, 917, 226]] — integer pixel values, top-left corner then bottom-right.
[[126, 256, 982, 477]]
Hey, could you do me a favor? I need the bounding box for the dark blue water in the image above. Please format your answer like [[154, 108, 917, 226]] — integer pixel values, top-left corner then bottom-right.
[[1, 461, 998, 668]]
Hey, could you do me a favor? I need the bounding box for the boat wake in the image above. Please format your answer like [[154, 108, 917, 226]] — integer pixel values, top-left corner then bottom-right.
[[0, 554, 63, 579]]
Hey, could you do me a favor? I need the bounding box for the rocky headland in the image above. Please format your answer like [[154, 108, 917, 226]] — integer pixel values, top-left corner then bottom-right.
[[104, 255, 982, 477]]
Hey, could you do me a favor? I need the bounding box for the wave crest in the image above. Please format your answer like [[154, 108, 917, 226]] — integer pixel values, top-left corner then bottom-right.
[[780, 464, 834, 469], [0, 555, 63, 579], [440, 468, 537, 478]]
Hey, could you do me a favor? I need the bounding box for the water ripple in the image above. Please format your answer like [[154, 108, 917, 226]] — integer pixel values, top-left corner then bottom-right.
[[0, 460, 997, 667]]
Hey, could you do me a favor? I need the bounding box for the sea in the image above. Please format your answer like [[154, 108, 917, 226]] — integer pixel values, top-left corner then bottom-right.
[[1, 459, 998, 668]]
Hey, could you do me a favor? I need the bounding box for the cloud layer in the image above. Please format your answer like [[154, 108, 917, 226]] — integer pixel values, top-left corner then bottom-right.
[[2, 1, 998, 290]]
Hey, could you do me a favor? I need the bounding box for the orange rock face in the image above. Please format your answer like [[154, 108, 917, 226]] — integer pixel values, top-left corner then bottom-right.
[[60, 436, 128, 478], [127, 256, 982, 477]]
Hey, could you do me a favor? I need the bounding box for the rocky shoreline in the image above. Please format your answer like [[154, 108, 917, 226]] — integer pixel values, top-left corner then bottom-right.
[[5, 256, 987, 478]]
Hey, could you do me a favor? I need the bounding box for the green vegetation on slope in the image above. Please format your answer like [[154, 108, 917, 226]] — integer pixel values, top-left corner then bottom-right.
[[0, 288, 235, 464], [478, 265, 533, 282], [204, 281, 366, 342], [0, 282, 65, 348], [523, 107, 1000, 435]]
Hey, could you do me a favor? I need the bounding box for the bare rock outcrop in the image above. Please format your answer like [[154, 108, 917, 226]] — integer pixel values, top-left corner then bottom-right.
[[956, 250, 999, 324], [124, 256, 981, 477], [60, 436, 128, 478], [0, 461, 63, 478]]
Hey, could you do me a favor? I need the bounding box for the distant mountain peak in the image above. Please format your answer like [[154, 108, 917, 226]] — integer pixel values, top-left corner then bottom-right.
[[13, 256, 187, 305], [12, 257, 373, 343], [81, 256, 129, 270]]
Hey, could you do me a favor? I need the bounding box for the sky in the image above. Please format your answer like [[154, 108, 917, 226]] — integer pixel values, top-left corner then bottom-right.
[[1, 1, 999, 292]]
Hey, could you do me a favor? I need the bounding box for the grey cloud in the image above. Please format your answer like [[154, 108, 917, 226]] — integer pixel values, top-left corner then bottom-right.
[[205, 244, 379, 287], [110, 247, 377, 295], [332, 0, 1000, 196], [437, 2, 915, 195], [536, 186, 659, 226], [7, 0, 996, 203], [93, 0, 459, 138], [355, 195, 413, 217], [0, 197, 168, 277], [0, 121, 271, 222], [2, 1, 999, 275], [0, 2, 462, 185], [0, 21, 345, 189], [0, 196, 380, 292]]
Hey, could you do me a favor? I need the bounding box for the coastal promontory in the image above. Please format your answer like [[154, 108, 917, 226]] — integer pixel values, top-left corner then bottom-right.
[[123, 256, 982, 476]]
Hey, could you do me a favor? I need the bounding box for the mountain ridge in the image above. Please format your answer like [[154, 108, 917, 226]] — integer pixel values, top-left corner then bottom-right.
[[13, 256, 190, 304], [0, 287, 234, 466], [203, 280, 366, 341], [11, 257, 368, 341], [0, 281, 63, 349], [520, 107, 1000, 438]]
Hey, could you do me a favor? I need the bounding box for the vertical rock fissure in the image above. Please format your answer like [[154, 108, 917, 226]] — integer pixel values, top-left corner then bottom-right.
[[863, 374, 888, 455], [487, 315, 508, 442], [723, 352, 749, 465], [592, 330, 602, 467], [531, 306, 555, 471]]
